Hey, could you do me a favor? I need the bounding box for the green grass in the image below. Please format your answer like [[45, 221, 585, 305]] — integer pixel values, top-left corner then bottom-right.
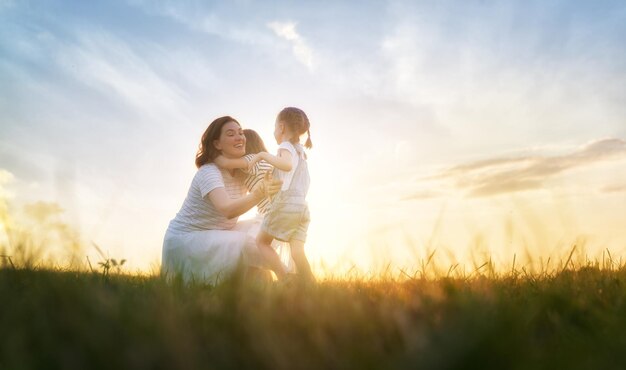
[[2, 266, 626, 369]]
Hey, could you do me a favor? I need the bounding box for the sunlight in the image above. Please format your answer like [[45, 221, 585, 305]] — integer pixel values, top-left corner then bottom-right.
[[300, 156, 626, 278], [0, 221, 7, 249], [1, 0, 625, 279], [3, 1, 626, 367]]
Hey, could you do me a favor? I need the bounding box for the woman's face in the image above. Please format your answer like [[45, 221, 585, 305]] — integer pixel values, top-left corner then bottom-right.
[[214, 121, 246, 158]]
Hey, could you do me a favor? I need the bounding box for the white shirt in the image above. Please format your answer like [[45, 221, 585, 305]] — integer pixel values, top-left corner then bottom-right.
[[275, 141, 305, 191]]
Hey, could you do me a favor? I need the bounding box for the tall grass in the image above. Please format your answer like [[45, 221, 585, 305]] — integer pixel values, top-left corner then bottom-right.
[[2, 258, 626, 369], [3, 195, 626, 368]]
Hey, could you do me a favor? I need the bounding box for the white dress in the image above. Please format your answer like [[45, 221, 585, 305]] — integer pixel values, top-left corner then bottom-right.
[[161, 164, 265, 284]]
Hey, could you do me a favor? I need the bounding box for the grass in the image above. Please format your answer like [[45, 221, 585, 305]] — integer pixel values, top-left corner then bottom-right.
[[2, 264, 626, 370]]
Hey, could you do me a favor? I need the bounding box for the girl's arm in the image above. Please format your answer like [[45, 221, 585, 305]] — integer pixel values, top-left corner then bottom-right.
[[256, 150, 292, 172], [208, 175, 282, 219], [214, 155, 249, 170]]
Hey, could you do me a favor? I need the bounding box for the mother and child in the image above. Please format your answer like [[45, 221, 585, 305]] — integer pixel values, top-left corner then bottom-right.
[[161, 107, 315, 285]]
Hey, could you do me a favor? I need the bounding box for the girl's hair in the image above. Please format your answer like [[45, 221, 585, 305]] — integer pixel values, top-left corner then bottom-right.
[[277, 107, 313, 149], [244, 129, 267, 155], [195, 116, 240, 168]]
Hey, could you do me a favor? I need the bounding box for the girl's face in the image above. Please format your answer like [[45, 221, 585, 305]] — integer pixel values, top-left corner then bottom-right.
[[214, 121, 246, 158], [274, 120, 284, 144]]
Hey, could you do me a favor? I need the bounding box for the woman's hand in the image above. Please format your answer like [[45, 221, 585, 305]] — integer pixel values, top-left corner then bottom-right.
[[209, 171, 281, 219], [253, 170, 282, 199], [265, 172, 282, 197]]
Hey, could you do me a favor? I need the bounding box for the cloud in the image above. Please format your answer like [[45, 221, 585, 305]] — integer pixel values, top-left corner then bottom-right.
[[128, 1, 275, 46], [376, 2, 626, 147], [602, 184, 626, 194], [436, 138, 626, 197], [0, 169, 14, 185], [267, 21, 314, 70], [401, 190, 441, 201], [0, 168, 15, 201], [53, 31, 193, 123]]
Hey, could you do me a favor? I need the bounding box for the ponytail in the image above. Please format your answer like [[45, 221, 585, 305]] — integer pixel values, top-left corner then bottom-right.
[[304, 129, 313, 149]]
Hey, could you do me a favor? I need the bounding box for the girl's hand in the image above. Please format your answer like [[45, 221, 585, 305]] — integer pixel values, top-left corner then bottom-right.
[[252, 153, 263, 162]]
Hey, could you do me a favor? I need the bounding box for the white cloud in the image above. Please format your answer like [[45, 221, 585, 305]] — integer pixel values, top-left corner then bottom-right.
[[0, 169, 14, 184], [129, 1, 275, 46], [267, 21, 314, 70], [0, 168, 15, 201], [53, 31, 193, 124], [375, 6, 626, 151]]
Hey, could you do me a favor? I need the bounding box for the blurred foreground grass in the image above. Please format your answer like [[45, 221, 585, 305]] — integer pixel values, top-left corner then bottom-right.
[[2, 265, 626, 370]]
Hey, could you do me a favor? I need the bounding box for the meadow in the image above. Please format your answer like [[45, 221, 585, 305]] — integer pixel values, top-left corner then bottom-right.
[[2, 200, 626, 369], [2, 260, 626, 370]]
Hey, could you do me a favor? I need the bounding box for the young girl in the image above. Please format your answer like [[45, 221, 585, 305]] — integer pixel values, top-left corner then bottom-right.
[[252, 107, 314, 283], [215, 108, 314, 283]]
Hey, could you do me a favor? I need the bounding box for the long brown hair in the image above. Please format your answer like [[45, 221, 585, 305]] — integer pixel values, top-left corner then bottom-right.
[[195, 116, 240, 168], [277, 107, 312, 149], [243, 129, 268, 154]]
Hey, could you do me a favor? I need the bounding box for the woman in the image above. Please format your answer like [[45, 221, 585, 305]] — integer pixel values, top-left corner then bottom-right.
[[161, 116, 281, 284]]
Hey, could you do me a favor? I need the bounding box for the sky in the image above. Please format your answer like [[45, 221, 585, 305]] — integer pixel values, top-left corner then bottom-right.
[[1, 0, 625, 276]]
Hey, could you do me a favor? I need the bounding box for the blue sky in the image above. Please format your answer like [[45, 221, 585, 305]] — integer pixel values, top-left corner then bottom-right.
[[1, 0, 625, 273]]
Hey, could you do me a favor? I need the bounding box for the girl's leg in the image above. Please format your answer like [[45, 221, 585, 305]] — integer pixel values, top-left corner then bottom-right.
[[245, 266, 273, 284], [257, 231, 288, 280], [289, 240, 315, 283]]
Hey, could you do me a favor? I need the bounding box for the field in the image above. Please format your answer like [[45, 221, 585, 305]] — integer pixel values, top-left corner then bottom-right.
[[2, 264, 626, 370]]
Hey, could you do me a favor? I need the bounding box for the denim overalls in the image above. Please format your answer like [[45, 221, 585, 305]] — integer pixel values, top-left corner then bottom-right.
[[260, 144, 311, 242]]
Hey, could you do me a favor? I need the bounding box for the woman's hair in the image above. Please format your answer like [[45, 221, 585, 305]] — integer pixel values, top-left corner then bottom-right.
[[195, 116, 240, 168], [277, 107, 313, 149], [244, 129, 267, 155]]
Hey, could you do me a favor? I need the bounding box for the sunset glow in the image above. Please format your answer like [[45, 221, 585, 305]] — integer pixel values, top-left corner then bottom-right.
[[1, 1, 625, 276]]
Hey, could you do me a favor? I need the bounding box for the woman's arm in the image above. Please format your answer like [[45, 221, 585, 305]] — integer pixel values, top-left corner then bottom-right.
[[256, 150, 292, 172], [214, 155, 249, 170], [207, 175, 282, 219], [207, 187, 262, 219]]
